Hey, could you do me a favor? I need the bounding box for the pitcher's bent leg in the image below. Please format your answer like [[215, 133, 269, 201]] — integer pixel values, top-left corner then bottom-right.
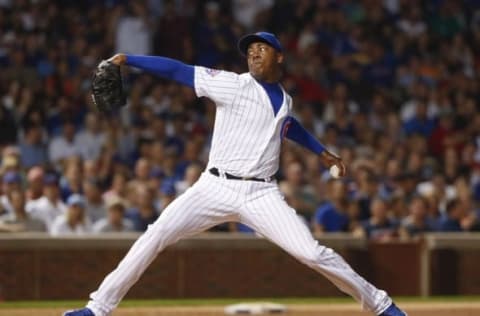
[[86, 183, 229, 316], [241, 186, 392, 315]]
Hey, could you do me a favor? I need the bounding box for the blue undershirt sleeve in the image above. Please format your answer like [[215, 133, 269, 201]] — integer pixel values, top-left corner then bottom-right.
[[125, 55, 194, 88], [285, 116, 326, 154]]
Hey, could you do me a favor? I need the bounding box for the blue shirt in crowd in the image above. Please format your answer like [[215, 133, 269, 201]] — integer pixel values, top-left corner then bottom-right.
[[403, 117, 436, 137], [313, 202, 349, 232], [361, 219, 398, 239], [19, 143, 48, 168], [437, 215, 462, 232], [125, 208, 159, 232]]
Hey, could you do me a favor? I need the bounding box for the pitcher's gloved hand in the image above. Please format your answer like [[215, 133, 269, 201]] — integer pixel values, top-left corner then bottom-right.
[[91, 60, 126, 114]]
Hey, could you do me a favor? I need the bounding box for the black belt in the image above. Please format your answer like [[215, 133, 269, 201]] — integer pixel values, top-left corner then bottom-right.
[[209, 168, 272, 182]]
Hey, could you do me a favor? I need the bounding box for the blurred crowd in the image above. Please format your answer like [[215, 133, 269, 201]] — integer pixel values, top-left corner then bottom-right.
[[0, 0, 480, 240]]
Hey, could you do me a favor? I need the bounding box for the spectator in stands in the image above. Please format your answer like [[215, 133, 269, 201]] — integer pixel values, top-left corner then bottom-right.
[[143, 85, 168, 115], [128, 157, 151, 189], [389, 193, 409, 221], [443, 147, 461, 184], [362, 40, 396, 88], [83, 160, 99, 183], [393, 172, 419, 206], [50, 194, 91, 235], [418, 173, 455, 215], [303, 152, 323, 185], [147, 167, 164, 199], [92, 201, 134, 233], [175, 162, 202, 196], [0, 171, 22, 214], [76, 113, 106, 161], [150, 140, 166, 170], [400, 82, 432, 122], [354, 167, 380, 220], [19, 124, 48, 168], [279, 160, 316, 221], [165, 112, 188, 157], [60, 157, 83, 201], [26, 166, 44, 201], [323, 83, 359, 127], [428, 111, 457, 157], [452, 178, 480, 232], [355, 197, 398, 241], [48, 120, 82, 165], [312, 179, 349, 234], [114, 2, 152, 56], [0, 189, 46, 232], [193, 1, 236, 67], [438, 198, 466, 232], [160, 148, 182, 185], [158, 179, 176, 210], [103, 172, 130, 208], [175, 139, 204, 179], [27, 173, 66, 232], [125, 185, 159, 232], [397, 6, 427, 39], [83, 178, 106, 222], [399, 195, 435, 239], [403, 101, 436, 137], [379, 159, 402, 199], [232, 0, 274, 30]]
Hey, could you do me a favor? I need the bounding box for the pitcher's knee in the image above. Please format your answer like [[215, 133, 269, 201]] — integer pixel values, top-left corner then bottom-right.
[[294, 245, 323, 267]]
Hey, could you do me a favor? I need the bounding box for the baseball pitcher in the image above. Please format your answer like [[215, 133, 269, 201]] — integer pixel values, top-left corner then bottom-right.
[[65, 32, 407, 316]]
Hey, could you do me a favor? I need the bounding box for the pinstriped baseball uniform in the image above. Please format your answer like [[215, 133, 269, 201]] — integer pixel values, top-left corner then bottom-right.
[[86, 67, 392, 316], [196, 67, 290, 178]]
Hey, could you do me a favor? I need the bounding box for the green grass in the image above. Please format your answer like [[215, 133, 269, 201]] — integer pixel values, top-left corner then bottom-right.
[[1, 296, 479, 309]]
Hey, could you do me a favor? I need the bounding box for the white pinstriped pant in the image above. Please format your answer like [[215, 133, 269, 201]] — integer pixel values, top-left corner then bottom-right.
[[87, 172, 391, 315]]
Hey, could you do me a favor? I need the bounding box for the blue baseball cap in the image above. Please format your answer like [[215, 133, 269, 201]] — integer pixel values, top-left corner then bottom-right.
[[3, 171, 21, 184], [67, 194, 86, 208], [238, 31, 283, 56]]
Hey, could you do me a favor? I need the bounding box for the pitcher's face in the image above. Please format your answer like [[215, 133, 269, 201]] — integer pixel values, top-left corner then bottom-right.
[[247, 42, 283, 82]]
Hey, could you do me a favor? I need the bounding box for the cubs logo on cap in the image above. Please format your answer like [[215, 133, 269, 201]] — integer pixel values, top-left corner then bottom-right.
[[238, 31, 283, 56]]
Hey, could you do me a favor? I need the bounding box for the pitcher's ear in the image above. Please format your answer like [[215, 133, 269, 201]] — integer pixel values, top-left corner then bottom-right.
[[277, 53, 284, 64]]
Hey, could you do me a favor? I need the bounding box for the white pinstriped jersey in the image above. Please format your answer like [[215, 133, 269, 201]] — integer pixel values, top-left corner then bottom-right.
[[194, 66, 292, 178]]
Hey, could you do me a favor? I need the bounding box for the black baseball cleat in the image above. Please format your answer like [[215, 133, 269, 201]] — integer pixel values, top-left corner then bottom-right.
[[63, 307, 95, 316], [379, 302, 408, 316]]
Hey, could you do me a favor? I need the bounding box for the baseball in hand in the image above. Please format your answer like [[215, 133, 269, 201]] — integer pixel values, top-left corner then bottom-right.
[[329, 165, 341, 179]]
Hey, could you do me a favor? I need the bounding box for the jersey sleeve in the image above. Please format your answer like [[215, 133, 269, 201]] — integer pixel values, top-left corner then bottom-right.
[[194, 66, 240, 105], [126, 55, 194, 87], [285, 116, 326, 154]]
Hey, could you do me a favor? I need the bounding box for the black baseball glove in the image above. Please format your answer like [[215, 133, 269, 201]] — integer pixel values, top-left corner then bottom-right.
[[91, 60, 126, 114]]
